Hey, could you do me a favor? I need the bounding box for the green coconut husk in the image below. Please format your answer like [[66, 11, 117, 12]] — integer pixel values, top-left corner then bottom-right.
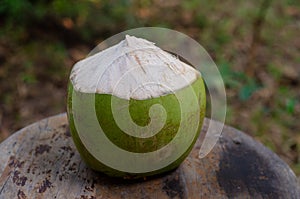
[[67, 76, 206, 179]]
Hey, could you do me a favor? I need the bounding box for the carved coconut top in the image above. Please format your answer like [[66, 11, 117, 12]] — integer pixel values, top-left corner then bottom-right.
[[70, 35, 200, 100]]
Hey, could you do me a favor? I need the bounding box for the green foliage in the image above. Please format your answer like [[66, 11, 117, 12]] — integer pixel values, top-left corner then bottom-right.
[[214, 27, 231, 47], [219, 61, 241, 88], [267, 64, 282, 81], [182, 0, 200, 10], [286, 0, 300, 6], [21, 73, 37, 84], [239, 80, 260, 101], [0, 0, 138, 42], [285, 98, 297, 115], [195, 13, 208, 29], [0, 0, 32, 19], [219, 61, 261, 101], [277, 86, 298, 115]]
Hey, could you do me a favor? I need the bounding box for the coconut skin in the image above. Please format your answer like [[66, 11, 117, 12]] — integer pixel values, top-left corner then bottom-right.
[[67, 36, 206, 178]]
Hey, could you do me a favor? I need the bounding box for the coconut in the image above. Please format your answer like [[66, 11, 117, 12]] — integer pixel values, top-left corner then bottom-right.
[[67, 35, 206, 178]]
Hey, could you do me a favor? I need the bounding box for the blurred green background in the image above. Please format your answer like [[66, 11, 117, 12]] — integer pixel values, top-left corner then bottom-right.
[[0, 0, 300, 175]]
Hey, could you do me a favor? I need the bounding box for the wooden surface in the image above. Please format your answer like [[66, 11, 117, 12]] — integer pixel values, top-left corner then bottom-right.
[[0, 113, 299, 199]]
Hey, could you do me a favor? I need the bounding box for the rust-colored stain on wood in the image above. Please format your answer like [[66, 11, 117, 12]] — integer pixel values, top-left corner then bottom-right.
[[0, 113, 299, 198]]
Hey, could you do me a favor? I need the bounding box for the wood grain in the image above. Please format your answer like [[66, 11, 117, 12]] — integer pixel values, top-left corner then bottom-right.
[[0, 113, 299, 198]]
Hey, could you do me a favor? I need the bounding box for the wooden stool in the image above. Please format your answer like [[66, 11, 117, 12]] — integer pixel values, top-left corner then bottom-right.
[[0, 113, 299, 198]]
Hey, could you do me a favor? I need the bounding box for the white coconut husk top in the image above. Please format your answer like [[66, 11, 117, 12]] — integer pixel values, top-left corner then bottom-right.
[[70, 35, 200, 100]]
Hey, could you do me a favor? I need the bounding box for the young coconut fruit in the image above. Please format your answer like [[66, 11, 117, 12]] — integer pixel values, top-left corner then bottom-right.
[[67, 35, 206, 178]]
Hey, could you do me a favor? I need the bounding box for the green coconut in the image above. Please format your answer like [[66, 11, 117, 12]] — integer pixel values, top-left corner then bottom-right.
[[67, 35, 206, 178]]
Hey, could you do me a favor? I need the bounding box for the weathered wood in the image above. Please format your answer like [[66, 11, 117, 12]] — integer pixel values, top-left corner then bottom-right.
[[0, 113, 299, 199]]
